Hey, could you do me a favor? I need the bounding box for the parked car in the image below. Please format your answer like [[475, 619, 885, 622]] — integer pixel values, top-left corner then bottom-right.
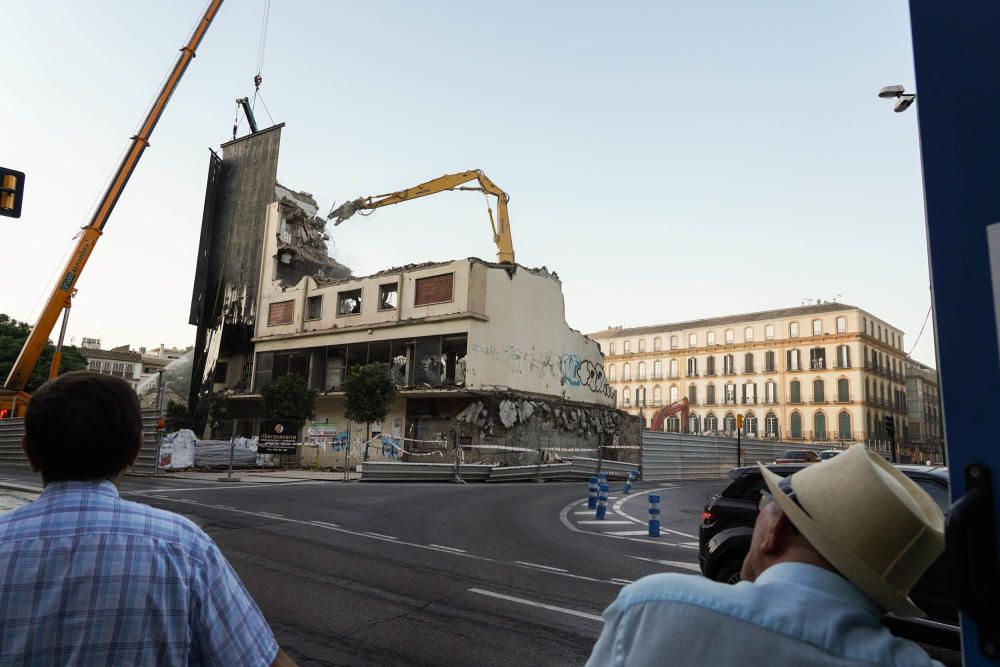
[[698, 464, 957, 649], [773, 449, 819, 464], [819, 449, 843, 461]]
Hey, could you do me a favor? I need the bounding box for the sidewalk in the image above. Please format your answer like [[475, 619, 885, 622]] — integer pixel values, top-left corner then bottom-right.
[[155, 469, 361, 482]]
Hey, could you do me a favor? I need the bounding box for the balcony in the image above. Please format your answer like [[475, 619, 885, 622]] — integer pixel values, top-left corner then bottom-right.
[[763, 366, 777, 374], [688, 371, 699, 377], [741, 397, 758, 405], [811, 397, 828, 404], [705, 370, 717, 376], [704, 400, 717, 406], [652, 372, 663, 380], [809, 362, 827, 371], [667, 372, 681, 379], [743, 367, 756, 374], [787, 398, 803, 405], [835, 394, 852, 403], [637, 374, 647, 381]]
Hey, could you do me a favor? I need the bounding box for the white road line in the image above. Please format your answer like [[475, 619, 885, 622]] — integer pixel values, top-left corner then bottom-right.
[[256, 512, 283, 518], [573, 511, 596, 516], [558, 491, 699, 551], [515, 561, 568, 573], [610, 578, 633, 585], [468, 588, 603, 622], [577, 520, 633, 525], [605, 530, 652, 536], [429, 544, 466, 553], [311, 520, 340, 528], [136, 495, 625, 588], [214, 505, 237, 510], [628, 555, 702, 572], [678, 544, 699, 550]]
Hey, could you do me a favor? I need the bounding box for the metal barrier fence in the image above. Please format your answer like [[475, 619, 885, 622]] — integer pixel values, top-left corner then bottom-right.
[[641, 431, 836, 481], [359, 457, 638, 483], [0, 410, 161, 475]]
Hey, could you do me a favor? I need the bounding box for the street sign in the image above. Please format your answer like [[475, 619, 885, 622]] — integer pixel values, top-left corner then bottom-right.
[[258, 419, 299, 454]]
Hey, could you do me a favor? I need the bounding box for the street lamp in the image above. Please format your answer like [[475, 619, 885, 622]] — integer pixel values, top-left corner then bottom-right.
[[878, 84, 916, 112]]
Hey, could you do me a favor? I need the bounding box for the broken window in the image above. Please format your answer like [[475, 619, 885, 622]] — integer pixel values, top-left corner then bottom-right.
[[253, 352, 273, 391], [306, 295, 323, 321], [441, 335, 468, 385], [414, 337, 443, 384], [414, 273, 454, 306], [337, 289, 362, 316], [379, 283, 398, 310], [267, 300, 294, 326], [325, 346, 346, 391]]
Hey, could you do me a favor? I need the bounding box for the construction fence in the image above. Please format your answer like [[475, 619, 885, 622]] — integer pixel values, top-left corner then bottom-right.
[[640, 430, 895, 481]]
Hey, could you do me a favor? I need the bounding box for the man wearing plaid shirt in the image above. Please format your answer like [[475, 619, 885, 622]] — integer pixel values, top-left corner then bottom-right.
[[0, 372, 296, 666]]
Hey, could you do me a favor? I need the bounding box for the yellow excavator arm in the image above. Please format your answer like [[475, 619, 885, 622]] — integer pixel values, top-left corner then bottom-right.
[[327, 169, 516, 264]]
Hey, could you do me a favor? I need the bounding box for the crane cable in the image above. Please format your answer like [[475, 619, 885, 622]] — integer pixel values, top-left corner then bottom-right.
[[234, 0, 272, 138]]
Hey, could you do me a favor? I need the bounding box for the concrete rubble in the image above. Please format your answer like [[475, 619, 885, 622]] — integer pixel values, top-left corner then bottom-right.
[[454, 394, 621, 439]]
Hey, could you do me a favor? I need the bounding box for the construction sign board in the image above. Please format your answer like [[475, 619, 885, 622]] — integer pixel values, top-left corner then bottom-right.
[[258, 419, 300, 454]]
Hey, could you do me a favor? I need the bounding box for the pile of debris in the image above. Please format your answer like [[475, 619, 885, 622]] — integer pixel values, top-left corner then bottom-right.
[[454, 394, 620, 438]]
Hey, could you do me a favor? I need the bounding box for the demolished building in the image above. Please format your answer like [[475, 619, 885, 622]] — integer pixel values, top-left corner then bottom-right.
[[189, 126, 622, 464]]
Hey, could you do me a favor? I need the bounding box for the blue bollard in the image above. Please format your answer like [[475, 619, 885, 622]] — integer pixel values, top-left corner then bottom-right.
[[648, 494, 661, 537], [587, 476, 599, 509], [596, 483, 609, 520], [623, 470, 636, 495]]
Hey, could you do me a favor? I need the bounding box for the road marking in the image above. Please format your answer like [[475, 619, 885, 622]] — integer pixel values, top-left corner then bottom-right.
[[577, 520, 633, 525], [175, 499, 198, 504], [515, 561, 568, 573], [610, 578, 633, 585], [363, 531, 397, 540], [627, 555, 702, 572], [605, 530, 652, 536], [573, 511, 595, 516], [257, 512, 283, 518], [214, 505, 237, 510], [678, 544, 699, 550], [429, 544, 466, 553], [311, 520, 340, 528], [468, 588, 603, 622]]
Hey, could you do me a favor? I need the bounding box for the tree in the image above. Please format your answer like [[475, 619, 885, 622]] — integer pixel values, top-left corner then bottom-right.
[[342, 363, 397, 460], [0, 313, 88, 392], [261, 373, 316, 422], [163, 400, 195, 432]]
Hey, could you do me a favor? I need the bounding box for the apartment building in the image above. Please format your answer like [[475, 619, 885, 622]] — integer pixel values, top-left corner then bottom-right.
[[589, 303, 909, 448], [906, 360, 945, 463], [80, 339, 143, 390]]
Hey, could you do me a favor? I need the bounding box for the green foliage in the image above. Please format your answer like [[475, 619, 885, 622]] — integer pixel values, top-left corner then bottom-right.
[[0, 313, 88, 392], [163, 400, 193, 432], [261, 373, 317, 421], [343, 363, 396, 426], [208, 391, 231, 422]]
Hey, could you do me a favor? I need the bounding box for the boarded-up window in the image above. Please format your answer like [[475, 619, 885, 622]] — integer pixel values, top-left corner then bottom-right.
[[268, 300, 294, 326], [414, 273, 454, 306]]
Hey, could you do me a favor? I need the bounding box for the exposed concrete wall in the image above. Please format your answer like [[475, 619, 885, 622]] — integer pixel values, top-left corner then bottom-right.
[[465, 265, 613, 406]]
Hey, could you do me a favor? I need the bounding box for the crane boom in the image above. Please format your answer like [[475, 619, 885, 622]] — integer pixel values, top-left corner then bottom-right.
[[3, 0, 224, 395], [327, 169, 516, 264]]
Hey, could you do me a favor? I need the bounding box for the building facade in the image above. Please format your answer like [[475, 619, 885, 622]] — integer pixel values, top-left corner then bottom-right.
[[81, 340, 143, 389], [905, 360, 945, 463], [589, 303, 910, 451], [208, 200, 616, 463]]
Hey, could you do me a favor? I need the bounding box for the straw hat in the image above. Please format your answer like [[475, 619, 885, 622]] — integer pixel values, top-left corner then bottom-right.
[[759, 443, 945, 617]]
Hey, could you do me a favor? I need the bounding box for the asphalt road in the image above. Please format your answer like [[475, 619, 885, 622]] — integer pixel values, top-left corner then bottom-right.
[[0, 467, 725, 666]]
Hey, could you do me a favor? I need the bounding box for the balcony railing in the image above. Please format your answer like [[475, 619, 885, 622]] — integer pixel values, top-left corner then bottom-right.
[[811, 397, 828, 404], [809, 362, 827, 370], [652, 372, 663, 380], [741, 397, 759, 405]]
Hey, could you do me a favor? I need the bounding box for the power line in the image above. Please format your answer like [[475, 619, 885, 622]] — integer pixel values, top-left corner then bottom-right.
[[906, 305, 933, 358]]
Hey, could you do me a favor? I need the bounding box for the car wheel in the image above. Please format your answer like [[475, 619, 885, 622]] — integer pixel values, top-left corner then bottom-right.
[[715, 559, 743, 585]]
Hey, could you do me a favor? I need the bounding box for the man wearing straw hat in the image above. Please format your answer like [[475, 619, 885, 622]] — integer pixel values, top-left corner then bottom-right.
[[586, 444, 946, 666]]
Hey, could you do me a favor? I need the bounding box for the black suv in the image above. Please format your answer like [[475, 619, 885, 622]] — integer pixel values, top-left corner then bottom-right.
[[698, 464, 957, 648]]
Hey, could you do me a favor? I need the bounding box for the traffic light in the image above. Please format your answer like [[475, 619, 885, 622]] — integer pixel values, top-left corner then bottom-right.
[[884, 416, 896, 439], [0, 167, 25, 218], [0, 408, 9, 420]]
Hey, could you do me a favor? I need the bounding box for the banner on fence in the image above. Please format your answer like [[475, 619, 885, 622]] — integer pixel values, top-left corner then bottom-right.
[[258, 420, 299, 454]]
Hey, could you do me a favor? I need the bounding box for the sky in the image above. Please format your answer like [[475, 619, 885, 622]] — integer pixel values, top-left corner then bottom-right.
[[1, 1, 936, 365]]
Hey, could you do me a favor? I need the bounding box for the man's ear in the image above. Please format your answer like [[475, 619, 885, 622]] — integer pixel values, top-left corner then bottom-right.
[[21, 436, 40, 473], [759, 506, 796, 557]]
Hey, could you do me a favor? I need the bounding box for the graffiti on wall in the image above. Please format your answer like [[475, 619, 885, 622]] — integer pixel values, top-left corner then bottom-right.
[[560, 354, 614, 398], [469, 343, 613, 399]]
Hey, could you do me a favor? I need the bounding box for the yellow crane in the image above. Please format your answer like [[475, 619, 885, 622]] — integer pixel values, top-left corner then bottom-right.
[[327, 169, 516, 264], [1, 0, 224, 417]]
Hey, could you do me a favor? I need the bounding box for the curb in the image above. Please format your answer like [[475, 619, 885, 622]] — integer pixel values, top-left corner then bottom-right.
[[0, 481, 42, 494]]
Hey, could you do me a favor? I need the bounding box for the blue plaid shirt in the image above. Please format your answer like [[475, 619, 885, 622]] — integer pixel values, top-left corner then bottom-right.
[[0, 480, 278, 666]]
